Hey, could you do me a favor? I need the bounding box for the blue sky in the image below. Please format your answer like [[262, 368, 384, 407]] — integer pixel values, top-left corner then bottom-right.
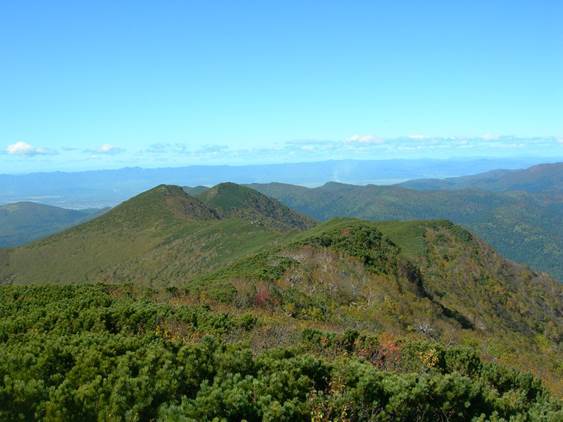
[[1, 0, 562, 173]]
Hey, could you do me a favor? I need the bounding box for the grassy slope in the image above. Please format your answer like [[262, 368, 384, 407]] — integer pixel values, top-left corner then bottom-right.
[[250, 182, 563, 281], [0, 202, 104, 247], [0, 185, 291, 286], [2, 218, 283, 286]]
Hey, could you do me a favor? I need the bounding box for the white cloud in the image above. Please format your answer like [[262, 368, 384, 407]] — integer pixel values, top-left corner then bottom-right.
[[97, 144, 123, 154], [346, 134, 384, 144], [481, 133, 501, 141], [195, 144, 230, 155], [5, 141, 49, 156], [301, 145, 316, 151], [558, 138, 563, 145], [144, 143, 186, 154], [407, 134, 429, 140]]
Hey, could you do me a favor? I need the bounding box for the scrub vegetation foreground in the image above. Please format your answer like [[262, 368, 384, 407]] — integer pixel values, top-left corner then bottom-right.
[[0, 184, 561, 421]]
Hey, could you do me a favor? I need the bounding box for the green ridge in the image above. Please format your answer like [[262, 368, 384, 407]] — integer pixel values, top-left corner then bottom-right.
[[250, 181, 563, 280], [0, 183, 311, 286], [198, 182, 315, 231], [0, 185, 561, 399]]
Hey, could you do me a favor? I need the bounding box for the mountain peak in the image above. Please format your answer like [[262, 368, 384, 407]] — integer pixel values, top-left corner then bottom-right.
[[96, 184, 220, 228], [200, 183, 263, 210], [198, 182, 315, 231]]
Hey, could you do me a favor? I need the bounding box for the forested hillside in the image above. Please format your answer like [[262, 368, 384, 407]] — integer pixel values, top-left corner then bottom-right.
[[400, 162, 563, 193], [249, 182, 563, 281], [0, 202, 104, 247]]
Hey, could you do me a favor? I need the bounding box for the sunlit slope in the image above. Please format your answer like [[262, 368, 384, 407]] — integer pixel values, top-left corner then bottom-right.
[[192, 218, 561, 338], [185, 217, 563, 391], [0, 184, 307, 285]]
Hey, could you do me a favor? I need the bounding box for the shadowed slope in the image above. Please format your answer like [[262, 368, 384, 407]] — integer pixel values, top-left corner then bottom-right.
[[0, 202, 105, 247], [197, 182, 315, 231]]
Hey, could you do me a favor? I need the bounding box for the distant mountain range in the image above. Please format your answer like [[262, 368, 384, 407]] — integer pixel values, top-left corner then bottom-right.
[[231, 162, 562, 281], [401, 162, 563, 193], [4, 162, 562, 281], [0, 202, 105, 247], [1, 157, 556, 208], [1, 182, 561, 394]]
